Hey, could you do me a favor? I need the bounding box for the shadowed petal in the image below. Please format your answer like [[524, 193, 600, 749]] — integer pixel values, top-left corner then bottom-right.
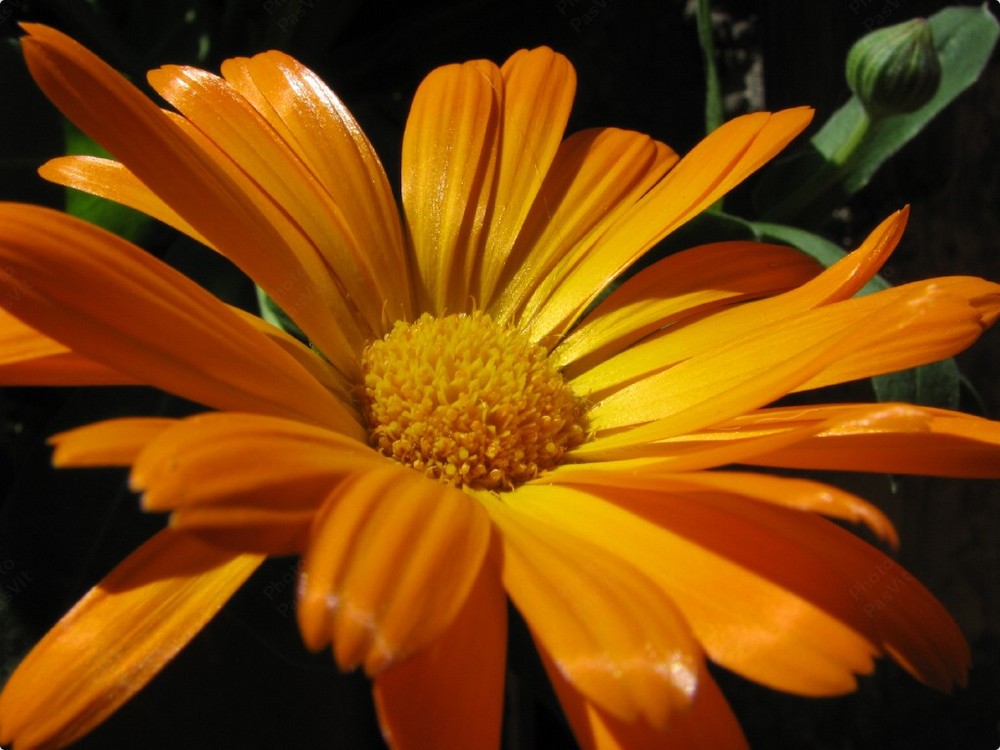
[[0, 531, 263, 750], [0, 307, 135, 385], [485, 496, 701, 730], [373, 557, 507, 750], [51, 417, 177, 466], [297, 467, 491, 674]]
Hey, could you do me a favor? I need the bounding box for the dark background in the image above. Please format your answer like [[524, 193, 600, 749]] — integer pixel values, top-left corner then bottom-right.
[[1, 1, 998, 748]]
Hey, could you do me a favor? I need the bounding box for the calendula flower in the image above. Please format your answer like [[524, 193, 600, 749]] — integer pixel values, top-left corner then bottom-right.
[[2, 23, 1000, 749]]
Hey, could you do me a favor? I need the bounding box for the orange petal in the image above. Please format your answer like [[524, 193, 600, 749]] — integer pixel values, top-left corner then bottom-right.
[[740, 402, 1000, 478], [572, 208, 907, 401], [373, 557, 507, 750], [0, 306, 135, 386], [476, 47, 576, 307], [39, 155, 213, 248], [402, 58, 502, 314], [541, 646, 747, 750], [0, 530, 263, 749], [553, 240, 821, 374], [581, 282, 988, 450], [147, 63, 388, 337], [50, 417, 177, 466], [506, 484, 880, 697], [221, 51, 412, 323], [491, 127, 676, 331], [525, 108, 813, 341], [0, 204, 363, 436], [549, 465, 898, 547], [130, 412, 377, 512], [297, 467, 491, 674], [20, 24, 359, 370], [485, 496, 701, 730]]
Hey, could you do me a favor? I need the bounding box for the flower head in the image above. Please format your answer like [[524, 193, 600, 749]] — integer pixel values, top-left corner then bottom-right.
[[2, 24, 1000, 749]]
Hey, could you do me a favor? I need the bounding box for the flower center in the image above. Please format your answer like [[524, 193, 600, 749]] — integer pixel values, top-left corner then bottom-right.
[[361, 311, 588, 491]]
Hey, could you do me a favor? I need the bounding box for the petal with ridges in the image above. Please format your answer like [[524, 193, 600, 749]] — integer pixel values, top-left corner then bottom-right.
[[548, 465, 898, 546], [20, 24, 359, 372], [222, 51, 412, 323], [130, 412, 377, 512], [0, 204, 363, 437], [476, 47, 576, 306], [738, 403, 1000, 478], [485, 496, 701, 730], [492, 128, 676, 331], [39, 156, 213, 248], [581, 285, 987, 448], [297, 467, 490, 674], [402, 59, 502, 315], [525, 108, 813, 341], [506, 484, 881, 697], [554, 240, 821, 374], [0, 531, 263, 750], [541, 647, 747, 750], [148, 64, 387, 337], [373, 557, 507, 750]]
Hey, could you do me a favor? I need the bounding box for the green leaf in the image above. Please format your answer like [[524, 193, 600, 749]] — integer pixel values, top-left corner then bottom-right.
[[819, 5, 998, 196], [871, 359, 961, 411], [757, 4, 998, 223], [62, 122, 151, 243]]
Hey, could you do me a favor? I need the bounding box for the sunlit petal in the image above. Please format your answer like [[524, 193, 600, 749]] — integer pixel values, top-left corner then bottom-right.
[[0, 531, 262, 750]]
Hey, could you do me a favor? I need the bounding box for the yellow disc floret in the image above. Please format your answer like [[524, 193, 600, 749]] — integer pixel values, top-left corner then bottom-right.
[[361, 311, 587, 491]]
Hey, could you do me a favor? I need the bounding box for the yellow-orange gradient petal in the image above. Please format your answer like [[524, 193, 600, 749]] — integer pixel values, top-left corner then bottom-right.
[[572, 208, 908, 400], [0, 307, 135, 386], [402, 58, 502, 315], [50, 417, 178, 467], [39, 156, 213, 248], [581, 284, 991, 454], [0, 204, 363, 437], [525, 107, 813, 341], [20, 24, 359, 372], [373, 558, 507, 750], [493, 127, 676, 332], [542, 647, 747, 750], [553, 240, 822, 374], [0, 531, 263, 750], [547, 465, 898, 547], [221, 50, 412, 323], [476, 47, 576, 306], [297, 467, 491, 674], [738, 403, 1000, 478], [485, 496, 701, 730]]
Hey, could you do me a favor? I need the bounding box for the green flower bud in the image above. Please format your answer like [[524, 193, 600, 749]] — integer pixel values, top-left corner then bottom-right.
[[846, 18, 942, 120]]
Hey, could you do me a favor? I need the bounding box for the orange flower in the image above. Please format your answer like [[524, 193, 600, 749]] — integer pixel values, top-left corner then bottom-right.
[[2, 24, 999, 749]]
